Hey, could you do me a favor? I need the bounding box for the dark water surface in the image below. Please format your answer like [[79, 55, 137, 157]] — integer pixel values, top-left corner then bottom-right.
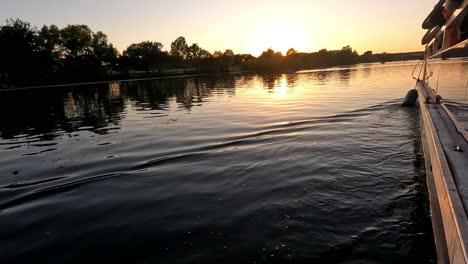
[[0, 60, 451, 263]]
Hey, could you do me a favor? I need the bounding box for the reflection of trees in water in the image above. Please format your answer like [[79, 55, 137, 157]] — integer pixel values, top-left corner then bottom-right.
[[2, 72, 320, 139], [0, 84, 125, 139], [234, 74, 256, 89], [312, 71, 332, 85], [361, 67, 372, 79], [0, 75, 242, 140], [285, 74, 298, 88], [338, 69, 352, 85], [251, 73, 299, 93], [306, 68, 353, 85], [264, 76, 276, 91], [258, 74, 281, 90], [177, 79, 208, 109], [64, 85, 125, 133], [317, 71, 331, 81], [122, 75, 237, 110], [122, 79, 174, 110]]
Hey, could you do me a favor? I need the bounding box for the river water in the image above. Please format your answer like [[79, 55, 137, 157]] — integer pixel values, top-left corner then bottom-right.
[[3, 59, 466, 263]]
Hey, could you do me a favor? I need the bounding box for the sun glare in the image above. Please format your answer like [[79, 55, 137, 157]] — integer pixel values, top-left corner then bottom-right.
[[249, 24, 308, 56], [275, 76, 288, 95]]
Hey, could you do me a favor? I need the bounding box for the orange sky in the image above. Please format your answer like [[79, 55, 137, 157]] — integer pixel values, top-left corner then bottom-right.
[[1, 0, 437, 55]]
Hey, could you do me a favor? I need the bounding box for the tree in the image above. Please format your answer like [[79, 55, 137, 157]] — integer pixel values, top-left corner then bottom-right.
[[220, 49, 235, 70], [60, 25, 93, 57], [170, 36, 188, 60], [223, 49, 234, 57], [233, 54, 254, 66], [38, 25, 61, 57], [58, 25, 119, 82], [260, 48, 276, 58], [36, 25, 63, 77], [286, 48, 298, 56], [0, 19, 41, 85], [338, 45, 359, 65], [256, 48, 284, 71], [123, 41, 165, 72], [213, 50, 223, 58], [0, 19, 121, 85], [360, 51, 374, 63], [187, 43, 211, 60], [198, 49, 212, 60], [91, 31, 118, 64]]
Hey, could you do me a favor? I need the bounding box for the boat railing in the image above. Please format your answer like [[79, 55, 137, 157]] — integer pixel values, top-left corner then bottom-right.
[[423, 0, 468, 58]]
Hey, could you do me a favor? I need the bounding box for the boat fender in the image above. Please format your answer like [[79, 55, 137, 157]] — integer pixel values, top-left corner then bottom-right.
[[423, 0, 446, 29], [402, 89, 418, 107], [430, 5, 447, 28]]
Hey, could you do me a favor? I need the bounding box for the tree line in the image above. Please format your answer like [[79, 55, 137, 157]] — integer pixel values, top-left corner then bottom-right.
[[0, 19, 422, 87]]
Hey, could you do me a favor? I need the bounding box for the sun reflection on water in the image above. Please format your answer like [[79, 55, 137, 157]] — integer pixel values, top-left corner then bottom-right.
[[274, 75, 288, 95]]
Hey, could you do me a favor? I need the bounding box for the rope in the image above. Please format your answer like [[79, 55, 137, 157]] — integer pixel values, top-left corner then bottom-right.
[[425, 60, 433, 81], [411, 59, 424, 81], [411, 59, 425, 92]]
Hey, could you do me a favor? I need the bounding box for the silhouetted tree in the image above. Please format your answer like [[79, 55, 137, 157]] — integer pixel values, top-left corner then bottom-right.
[[58, 25, 117, 81], [0, 19, 120, 86], [170, 36, 189, 60], [38, 25, 61, 58], [123, 41, 166, 73], [360, 50, 374, 63], [92, 31, 118, 64], [220, 49, 235, 70], [187, 43, 212, 60], [213, 50, 223, 58], [338, 45, 359, 65], [233, 54, 254, 66], [286, 48, 298, 56], [255, 48, 285, 71], [60, 25, 93, 57], [35, 25, 62, 79], [0, 19, 41, 86]]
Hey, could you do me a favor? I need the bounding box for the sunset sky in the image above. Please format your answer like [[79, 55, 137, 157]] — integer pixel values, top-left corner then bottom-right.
[[1, 0, 436, 56]]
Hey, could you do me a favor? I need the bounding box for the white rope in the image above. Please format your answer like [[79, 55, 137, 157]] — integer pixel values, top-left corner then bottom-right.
[[411, 59, 424, 81]]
